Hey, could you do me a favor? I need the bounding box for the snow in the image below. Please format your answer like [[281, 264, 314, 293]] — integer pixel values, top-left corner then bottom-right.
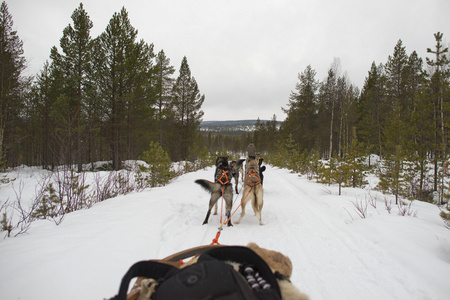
[[1, 164, 450, 300]]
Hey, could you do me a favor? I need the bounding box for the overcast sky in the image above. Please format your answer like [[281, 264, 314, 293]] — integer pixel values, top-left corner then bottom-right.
[[8, 0, 450, 121]]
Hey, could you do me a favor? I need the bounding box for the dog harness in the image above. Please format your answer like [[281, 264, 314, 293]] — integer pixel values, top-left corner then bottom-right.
[[217, 170, 230, 185], [246, 169, 261, 187]]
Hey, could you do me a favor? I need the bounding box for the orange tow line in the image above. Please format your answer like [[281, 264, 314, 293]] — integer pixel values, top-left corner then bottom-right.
[[210, 186, 252, 245]]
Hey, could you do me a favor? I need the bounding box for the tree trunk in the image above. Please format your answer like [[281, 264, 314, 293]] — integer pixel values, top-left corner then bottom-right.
[[329, 100, 335, 160]]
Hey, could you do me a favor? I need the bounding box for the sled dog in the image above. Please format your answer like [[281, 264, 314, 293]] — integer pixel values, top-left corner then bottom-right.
[[235, 157, 264, 225], [195, 156, 233, 226], [230, 158, 245, 194], [259, 158, 266, 185]]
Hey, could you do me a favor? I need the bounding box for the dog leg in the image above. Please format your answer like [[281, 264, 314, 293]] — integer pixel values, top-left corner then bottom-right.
[[226, 210, 233, 227], [202, 209, 212, 225], [203, 193, 220, 225], [254, 188, 264, 225], [235, 201, 246, 224], [255, 210, 264, 226], [235, 190, 249, 224], [213, 203, 218, 215], [224, 185, 233, 227]]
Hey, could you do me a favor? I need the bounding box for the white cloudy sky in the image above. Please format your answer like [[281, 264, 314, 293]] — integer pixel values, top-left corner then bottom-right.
[[8, 0, 450, 121]]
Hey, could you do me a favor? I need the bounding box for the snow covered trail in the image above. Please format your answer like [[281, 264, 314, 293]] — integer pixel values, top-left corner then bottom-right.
[[259, 168, 420, 299], [0, 165, 449, 300], [171, 166, 429, 299]]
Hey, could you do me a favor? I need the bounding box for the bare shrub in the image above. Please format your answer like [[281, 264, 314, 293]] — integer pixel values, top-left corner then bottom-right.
[[385, 197, 393, 214], [366, 191, 378, 209], [398, 201, 418, 217], [351, 198, 368, 219]]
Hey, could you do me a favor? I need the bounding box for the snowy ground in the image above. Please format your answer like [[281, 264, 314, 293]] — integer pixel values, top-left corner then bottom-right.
[[0, 164, 449, 299]]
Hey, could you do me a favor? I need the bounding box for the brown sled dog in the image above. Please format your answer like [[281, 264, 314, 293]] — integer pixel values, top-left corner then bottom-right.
[[235, 157, 264, 225], [195, 156, 233, 226]]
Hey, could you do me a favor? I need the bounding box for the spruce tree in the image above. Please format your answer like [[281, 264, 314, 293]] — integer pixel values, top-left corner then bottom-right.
[[385, 40, 409, 111], [281, 65, 318, 151], [154, 50, 175, 146], [357, 62, 386, 156], [169, 56, 204, 161]]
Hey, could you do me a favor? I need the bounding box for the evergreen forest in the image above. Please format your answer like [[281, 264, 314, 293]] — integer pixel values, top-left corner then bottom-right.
[[1, 2, 450, 207]]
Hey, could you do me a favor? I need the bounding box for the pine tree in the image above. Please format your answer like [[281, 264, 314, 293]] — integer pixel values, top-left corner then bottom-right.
[[0, 1, 26, 166], [318, 68, 337, 159], [139, 141, 174, 187], [383, 40, 410, 159], [35, 62, 56, 169], [96, 8, 133, 170], [95, 7, 155, 169], [266, 114, 278, 154], [378, 144, 403, 204], [337, 75, 357, 158], [52, 3, 94, 172], [342, 127, 367, 188], [427, 32, 449, 148], [426, 32, 450, 194], [405, 51, 425, 112], [408, 87, 434, 201]]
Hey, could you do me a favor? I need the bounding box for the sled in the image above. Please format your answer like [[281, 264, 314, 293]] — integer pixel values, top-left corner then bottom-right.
[[124, 245, 224, 300], [110, 243, 309, 300]]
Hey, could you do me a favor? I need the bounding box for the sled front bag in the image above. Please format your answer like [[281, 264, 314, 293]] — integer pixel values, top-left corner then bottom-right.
[[114, 246, 282, 300]]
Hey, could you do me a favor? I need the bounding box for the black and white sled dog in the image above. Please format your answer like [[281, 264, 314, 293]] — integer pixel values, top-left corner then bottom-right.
[[259, 158, 266, 185], [230, 159, 245, 194], [195, 156, 233, 227]]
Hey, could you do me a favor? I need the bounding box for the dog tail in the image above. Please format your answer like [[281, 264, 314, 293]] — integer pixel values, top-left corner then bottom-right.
[[237, 159, 245, 168], [195, 179, 222, 193]]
